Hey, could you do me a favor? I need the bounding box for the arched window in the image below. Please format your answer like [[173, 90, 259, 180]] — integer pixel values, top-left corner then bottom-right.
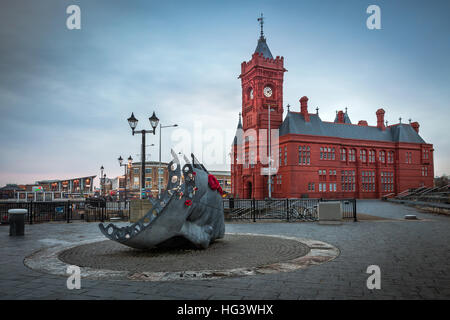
[[359, 149, 367, 162], [379, 150, 386, 163], [387, 151, 394, 163], [340, 148, 346, 161]]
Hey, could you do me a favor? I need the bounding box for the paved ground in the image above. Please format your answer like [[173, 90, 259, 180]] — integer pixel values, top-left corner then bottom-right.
[[0, 200, 449, 300]]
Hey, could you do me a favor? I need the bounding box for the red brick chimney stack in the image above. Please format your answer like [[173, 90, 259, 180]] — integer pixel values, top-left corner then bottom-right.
[[411, 121, 420, 133], [376, 108, 385, 131], [300, 96, 310, 122], [337, 110, 345, 123]]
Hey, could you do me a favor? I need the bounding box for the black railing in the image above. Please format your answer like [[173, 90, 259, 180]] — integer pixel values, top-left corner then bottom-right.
[[223, 198, 357, 222], [0, 200, 130, 224]]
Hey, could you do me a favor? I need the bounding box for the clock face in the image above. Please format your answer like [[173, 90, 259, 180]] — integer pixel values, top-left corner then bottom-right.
[[250, 89, 253, 99], [263, 86, 272, 98]]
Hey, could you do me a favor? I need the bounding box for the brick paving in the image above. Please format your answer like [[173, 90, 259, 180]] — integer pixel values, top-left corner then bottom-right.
[[0, 200, 449, 300]]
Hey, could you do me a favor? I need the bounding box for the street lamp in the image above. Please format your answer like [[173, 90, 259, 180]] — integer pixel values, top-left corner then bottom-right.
[[103, 173, 107, 197], [118, 155, 131, 200], [100, 165, 104, 197], [158, 123, 178, 196], [127, 112, 159, 199]]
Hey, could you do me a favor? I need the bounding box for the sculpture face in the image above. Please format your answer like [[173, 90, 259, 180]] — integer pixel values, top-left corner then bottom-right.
[[99, 150, 225, 249]]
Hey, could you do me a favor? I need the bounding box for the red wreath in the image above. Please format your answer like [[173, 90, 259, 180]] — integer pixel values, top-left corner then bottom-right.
[[208, 174, 223, 195], [184, 199, 192, 207]]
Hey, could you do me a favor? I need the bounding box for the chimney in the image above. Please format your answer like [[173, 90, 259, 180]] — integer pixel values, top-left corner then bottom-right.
[[358, 120, 368, 126], [411, 121, 420, 133], [337, 110, 345, 123], [300, 96, 310, 122], [376, 108, 385, 131]]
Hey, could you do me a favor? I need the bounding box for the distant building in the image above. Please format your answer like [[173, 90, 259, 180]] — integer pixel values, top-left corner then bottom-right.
[[14, 175, 96, 201], [128, 161, 169, 198], [0, 184, 24, 199], [209, 170, 231, 194]]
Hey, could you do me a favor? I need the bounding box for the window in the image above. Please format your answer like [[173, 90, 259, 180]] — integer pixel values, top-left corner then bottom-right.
[[284, 147, 287, 166], [279, 148, 282, 166], [369, 150, 376, 163], [133, 168, 139, 174], [133, 177, 139, 189], [299, 145, 310, 165], [341, 170, 355, 192], [387, 151, 394, 163], [361, 171, 375, 192], [381, 172, 394, 192], [423, 149, 429, 160], [145, 177, 152, 188], [276, 175, 282, 185], [340, 148, 346, 161], [145, 168, 152, 174], [360, 149, 367, 163], [379, 151, 386, 163], [349, 149, 356, 162], [405, 152, 412, 164], [422, 166, 428, 176], [321, 146, 336, 161]]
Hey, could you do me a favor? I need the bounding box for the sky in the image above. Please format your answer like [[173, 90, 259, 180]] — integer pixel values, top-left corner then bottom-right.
[[0, 0, 449, 187]]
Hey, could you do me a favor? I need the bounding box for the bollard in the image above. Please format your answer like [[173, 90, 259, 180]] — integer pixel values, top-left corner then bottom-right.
[[8, 209, 27, 236]]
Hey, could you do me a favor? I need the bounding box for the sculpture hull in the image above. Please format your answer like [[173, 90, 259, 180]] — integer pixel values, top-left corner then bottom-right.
[[99, 151, 225, 249]]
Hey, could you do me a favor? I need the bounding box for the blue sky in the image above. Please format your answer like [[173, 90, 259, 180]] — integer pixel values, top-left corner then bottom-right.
[[0, 0, 449, 186]]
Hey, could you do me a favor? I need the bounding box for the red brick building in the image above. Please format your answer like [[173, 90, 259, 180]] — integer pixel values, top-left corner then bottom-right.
[[231, 26, 434, 200]]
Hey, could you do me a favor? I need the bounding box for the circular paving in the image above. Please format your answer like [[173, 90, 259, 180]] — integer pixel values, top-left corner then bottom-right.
[[59, 234, 309, 273], [24, 233, 340, 281]]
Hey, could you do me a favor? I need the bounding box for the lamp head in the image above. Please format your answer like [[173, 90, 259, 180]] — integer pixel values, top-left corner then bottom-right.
[[149, 111, 159, 134], [127, 112, 138, 133]]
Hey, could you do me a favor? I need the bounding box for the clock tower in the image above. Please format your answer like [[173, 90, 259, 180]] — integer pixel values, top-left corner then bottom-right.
[[234, 14, 287, 199]]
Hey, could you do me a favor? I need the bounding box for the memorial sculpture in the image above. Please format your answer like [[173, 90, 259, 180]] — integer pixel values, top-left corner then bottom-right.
[[99, 150, 225, 249]]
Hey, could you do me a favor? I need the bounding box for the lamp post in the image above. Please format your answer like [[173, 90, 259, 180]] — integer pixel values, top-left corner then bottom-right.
[[127, 112, 159, 199], [158, 123, 178, 196], [103, 173, 107, 197], [100, 165, 104, 197], [268, 106, 275, 199], [118, 155, 131, 200]]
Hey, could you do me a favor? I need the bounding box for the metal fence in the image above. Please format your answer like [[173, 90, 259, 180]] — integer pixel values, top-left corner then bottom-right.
[[223, 198, 357, 222], [0, 200, 130, 224]]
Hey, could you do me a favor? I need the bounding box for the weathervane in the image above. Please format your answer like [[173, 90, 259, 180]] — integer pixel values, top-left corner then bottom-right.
[[257, 13, 264, 38], [287, 104, 290, 112], [316, 107, 319, 115]]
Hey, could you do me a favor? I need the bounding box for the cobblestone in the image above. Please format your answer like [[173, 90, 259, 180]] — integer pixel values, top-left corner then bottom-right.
[[0, 200, 449, 299]]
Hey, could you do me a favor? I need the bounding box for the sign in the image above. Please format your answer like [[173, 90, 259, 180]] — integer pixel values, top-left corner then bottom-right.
[[260, 167, 278, 175], [32, 186, 44, 192]]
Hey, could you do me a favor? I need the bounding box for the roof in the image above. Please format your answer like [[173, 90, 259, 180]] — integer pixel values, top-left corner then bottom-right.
[[0, 184, 24, 191], [254, 36, 273, 59], [279, 112, 427, 144]]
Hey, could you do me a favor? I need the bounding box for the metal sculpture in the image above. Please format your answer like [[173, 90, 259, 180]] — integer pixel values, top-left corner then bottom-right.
[[99, 150, 225, 249]]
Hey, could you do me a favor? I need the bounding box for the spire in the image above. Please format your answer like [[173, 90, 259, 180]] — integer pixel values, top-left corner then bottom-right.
[[257, 13, 265, 39], [254, 13, 273, 59], [233, 113, 243, 146]]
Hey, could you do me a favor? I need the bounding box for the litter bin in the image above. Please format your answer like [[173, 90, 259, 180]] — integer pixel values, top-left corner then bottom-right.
[[8, 209, 27, 236]]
